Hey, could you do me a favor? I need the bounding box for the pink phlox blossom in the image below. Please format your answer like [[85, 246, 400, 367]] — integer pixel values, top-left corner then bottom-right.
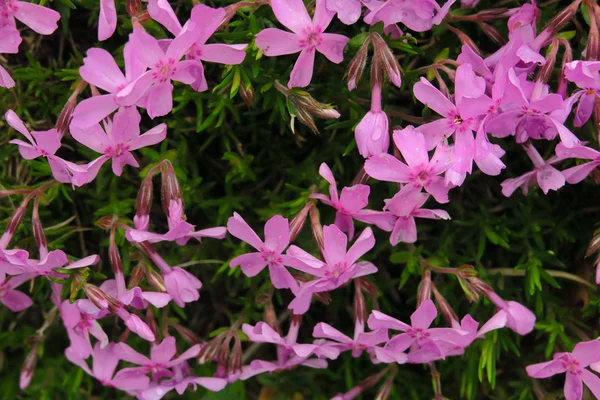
[[486, 69, 579, 147], [0, 271, 32, 311], [138, 362, 227, 400], [67, 342, 151, 392], [60, 299, 109, 361], [72, 44, 147, 128], [255, 0, 350, 88], [98, 0, 117, 40], [0, 248, 99, 278], [311, 163, 387, 239], [501, 143, 565, 197], [71, 107, 167, 186], [127, 199, 226, 245], [477, 291, 535, 336], [563, 61, 600, 127], [162, 266, 202, 308], [227, 212, 308, 292], [326, 0, 364, 25], [286, 225, 376, 314], [239, 355, 328, 381], [354, 84, 391, 158], [312, 322, 388, 357], [147, 3, 247, 92], [364, 126, 452, 203], [506, 2, 539, 42], [555, 142, 600, 184], [99, 267, 171, 310], [6, 109, 85, 184], [526, 340, 600, 400], [116, 18, 209, 118], [368, 300, 477, 364], [365, 0, 455, 32], [376, 187, 450, 245], [0, 0, 60, 42], [243, 322, 340, 360], [115, 336, 201, 380]]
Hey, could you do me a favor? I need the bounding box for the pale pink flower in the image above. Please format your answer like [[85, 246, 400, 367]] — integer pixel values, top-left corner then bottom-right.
[[255, 0, 349, 88], [0, 271, 32, 311], [366, 0, 454, 32], [60, 299, 109, 361], [478, 292, 535, 336], [98, 0, 116, 41]]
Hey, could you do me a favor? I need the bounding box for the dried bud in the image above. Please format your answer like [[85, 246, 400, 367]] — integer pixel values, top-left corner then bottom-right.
[[417, 270, 432, 306], [160, 160, 182, 216], [346, 36, 371, 90], [371, 33, 401, 88], [374, 371, 395, 400], [309, 206, 325, 253], [145, 307, 159, 339], [145, 267, 167, 292], [353, 281, 367, 325], [536, 39, 559, 84], [587, 5, 600, 61], [83, 284, 110, 310], [278, 81, 340, 134], [127, 0, 141, 17], [135, 175, 154, 226], [170, 323, 204, 345], [289, 201, 313, 242], [239, 83, 254, 107], [31, 213, 46, 254], [94, 216, 114, 230], [20, 345, 39, 390], [314, 291, 332, 305], [56, 81, 86, 138], [228, 335, 242, 373], [129, 264, 145, 289], [432, 285, 459, 326], [446, 24, 481, 55], [137, 10, 151, 23], [479, 22, 507, 46], [109, 231, 123, 274]]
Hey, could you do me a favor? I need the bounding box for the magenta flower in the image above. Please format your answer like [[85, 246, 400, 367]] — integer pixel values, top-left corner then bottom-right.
[[477, 291, 535, 336], [228, 213, 307, 291], [311, 163, 387, 239], [0, 271, 32, 311], [556, 143, 600, 184], [127, 200, 226, 245], [486, 69, 580, 147], [380, 187, 450, 245], [6, 110, 84, 184], [60, 300, 108, 361], [414, 64, 490, 176], [286, 225, 376, 314], [312, 322, 388, 357], [0, 0, 60, 39], [116, 22, 206, 118], [163, 267, 202, 308], [72, 44, 147, 128], [355, 83, 390, 158], [70, 107, 167, 185], [365, 126, 452, 203], [138, 362, 227, 399], [98, 268, 171, 310], [507, 3, 539, 42], [326, 0, 364, 24], [0, 249, 99, 278], [563, 61, 600, 127], [501, 143, 565, 197], [67, 343, 150, 391], [527, 340, 600, 400], [368, 300, 476, 364], [115, 336, 201, 380], [255, 0, 349, 88], [98, 0, 116, 41], [366, 0, 455, 32]]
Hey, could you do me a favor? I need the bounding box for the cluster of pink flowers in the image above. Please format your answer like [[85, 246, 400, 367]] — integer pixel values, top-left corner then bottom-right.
[[2, 0, 600, 398]]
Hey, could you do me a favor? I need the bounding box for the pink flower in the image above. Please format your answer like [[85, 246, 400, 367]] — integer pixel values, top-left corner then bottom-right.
[[0, 271, 32, 311], [368, 300, 477, 364], [70, 107, 167, 185], [0, 0, 60, 38], [478, 291, 535, 336], [255, 0, 349, 88], [563, 61, 600, 127], [0, 65, 15, 88], [355, 83, 390, 158], [311, 163, 387, 239], [147, 3, 248, 92], [60, 300, 109, 361], [163, 267, 202, 308], [72, 44, 147, 128], [240, 356, 327, 381], [0, 249, 98, 278], [414, 64, 491, 176], [286, 225, 376, 314], [67, 343, 151, 391], [365, 126, 452, 203], [379, 187, 450, 245], [115, 336, 201, 380], [98, 0, 117, 40], [138, 362, 227, 399], [501, 143, 565, 197], [507, 3, 539, 42], [486, 69, 580, 147], [116, 21, 207, 118], [127, 199, 225, 245], [6, 110, 84, 184], [312, 322, 388, 357], [366, 0, 455, 32], [326, 0, 364, 24], [527, 340, 600, 400], [227, 213, 307, 291], [556, 143, 600, 184]]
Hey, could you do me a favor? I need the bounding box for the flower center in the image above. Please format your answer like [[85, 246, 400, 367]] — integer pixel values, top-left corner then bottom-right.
[[453, 115, 463, 125], [587, 89, 596, 95], [301, 30, 323, 49], [152, 58, 177, 83], [105, 143, 129, 157], [409, 328, 429, 340], [186, 44, 203, 61], [261, 249, 283, 266]]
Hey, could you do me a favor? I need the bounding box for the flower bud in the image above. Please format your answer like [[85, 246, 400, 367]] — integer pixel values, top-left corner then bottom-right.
[[587, 6, 600, 61], [309, 206, 325, 253], [56, 81, 86, 138], [353, 280, 367, 326], [145, 307, 159, 339], [289, 201, 313, 242], [371, 33, 401, 88], [228, 334, 242, 373], [446, 24, 481, 55], [536, 39, 558, 84], [19, 345, 38, 390], [479, 22, 507, 46], [417, 270, 432, 307], [239, 83, 254, 107], [129, 264, 145, 289], [137, 11, 151, 23], [32, 213, 47, 256], [170, 322, 204, 345], [109, 231, 123, 274], [346, 36, 371, 91], [145, 266, 167, 292], [374, 371, 395, 400], [83, 284, 110, 310], [127, 0, 141, 17], [0, 201, 28, 250], [432, 285, 459, 326], [160, 160, 183, 217], [135, 175, 154, 230]]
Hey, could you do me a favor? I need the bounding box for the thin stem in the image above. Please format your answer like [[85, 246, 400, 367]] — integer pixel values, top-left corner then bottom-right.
[[487, 268, 596, 290]]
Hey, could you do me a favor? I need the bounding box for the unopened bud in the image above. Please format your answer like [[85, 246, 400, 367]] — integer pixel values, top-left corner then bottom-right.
[[346, 36, 371, 90], [351, 167, 370, 186], [353, 280, 367, 325], [279, 81, 341, 134], [289, 202, 313, 242], [432, 285, 459, 326], [309, 206, 325, 253], [479, 22, 507, 46], [129, 264, 145, 289], [83, 284, 110, 310], [135, 176, 153, 227], [56, 81, 86, 138], [536, 0, 582, 47], [145, 307, 159, 339], [20, 345, 38, 390], [371, 33, 401, 88], [0, 202, 28, 249], [587, 6, 600, 61], [228, 335, 242, 373], [170, 323, 204, 345], [137, 11, 151, 23], [446, 24, 481, 55], [160, 160, 182, 217], [239, 83, 254, 107], [94, 216, 114, 230], [127, 0, 141, 17], [417, 270, 432, 306], [374, 371, 395, 400], [32, 215, 46, 254], [145, 267, 167, 292], [109, 232, 123, 274], [536, 39, 558, 84], [558, 38, 573, 98]]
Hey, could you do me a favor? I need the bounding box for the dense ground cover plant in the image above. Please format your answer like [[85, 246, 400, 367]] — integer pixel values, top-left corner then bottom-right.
[[3, 0, 600, 398]]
